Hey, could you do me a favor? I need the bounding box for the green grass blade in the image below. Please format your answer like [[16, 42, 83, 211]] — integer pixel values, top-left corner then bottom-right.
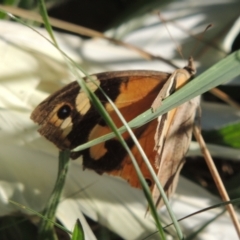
[[8, 200, 72, 235], [38, 0, 58, 46], [74, 50, 240, 152], [185, 211, 225, 240], [38, 150, 70, 240], [73, 77, 168, 239]]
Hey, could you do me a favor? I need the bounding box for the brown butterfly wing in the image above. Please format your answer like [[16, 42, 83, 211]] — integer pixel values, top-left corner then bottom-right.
[[31, 70, 170, 189], [31, 81, 81, 149], [151, 62, 199, 208], [152, 97, 199, 207]]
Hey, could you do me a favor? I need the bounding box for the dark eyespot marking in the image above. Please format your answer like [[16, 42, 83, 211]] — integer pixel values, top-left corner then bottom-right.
[[145, 178, 152, 187], [57, 104, 72, 119]]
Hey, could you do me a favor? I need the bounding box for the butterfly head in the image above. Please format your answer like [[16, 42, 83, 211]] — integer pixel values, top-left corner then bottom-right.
[[184, 57, 196, 76]]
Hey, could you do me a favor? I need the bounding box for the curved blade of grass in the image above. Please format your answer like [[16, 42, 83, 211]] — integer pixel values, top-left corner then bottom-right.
[[74, 50, 240, 151], [38, 0, 57, 46], [145, 197, 240, 238], [21, 8, 173, 237], [1, 8, 169, 239], [71, 50, 239, 239], [101, 93, 183, 239], [164, 197, 240, 229], [74, 77, 167, 239], [185, 210, 225, 240], [38, 10, 169, 237]]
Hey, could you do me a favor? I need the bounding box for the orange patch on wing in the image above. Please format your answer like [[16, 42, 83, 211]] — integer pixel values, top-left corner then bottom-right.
[[110, 119, 159, 189], [88, 124, 109, 160], [88, 77, 165, 187], [82, 76, 164, 161], [106, 76, 163, 111]]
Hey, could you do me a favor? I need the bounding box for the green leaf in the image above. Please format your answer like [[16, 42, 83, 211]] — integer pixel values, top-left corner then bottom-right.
[[203, 121, 240, 148], [71, 219, 85, 240]]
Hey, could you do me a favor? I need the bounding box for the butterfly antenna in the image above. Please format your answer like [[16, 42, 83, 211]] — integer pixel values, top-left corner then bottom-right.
[[190, 24, 213, 58], [158, 12, 185, 60]]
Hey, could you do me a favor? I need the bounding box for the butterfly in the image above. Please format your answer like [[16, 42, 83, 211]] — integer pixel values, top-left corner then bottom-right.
[[31, 58, 199, 207]]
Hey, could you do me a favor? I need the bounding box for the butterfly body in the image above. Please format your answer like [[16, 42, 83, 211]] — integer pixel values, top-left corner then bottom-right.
[[31, 61, 199, 202]]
